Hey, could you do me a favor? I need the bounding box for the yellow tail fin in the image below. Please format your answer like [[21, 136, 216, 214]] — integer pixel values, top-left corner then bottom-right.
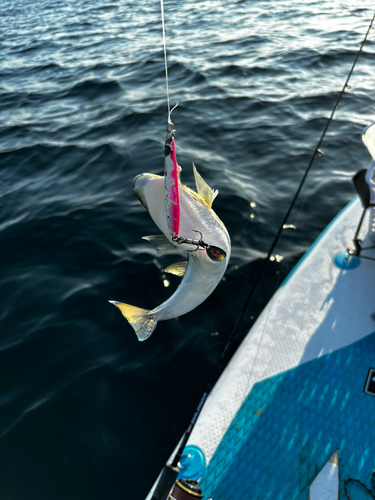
[[109, 301, 156, 341]]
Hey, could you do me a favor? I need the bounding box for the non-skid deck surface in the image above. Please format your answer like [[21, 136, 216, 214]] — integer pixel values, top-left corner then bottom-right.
[[200, 331, 375, 499]]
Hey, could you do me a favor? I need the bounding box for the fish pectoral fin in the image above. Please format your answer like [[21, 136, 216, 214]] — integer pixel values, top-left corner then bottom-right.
[[193, 163, 218, 208], [164, 261, 188, 277], [109, 301, 156, 341], [142, 234, 174, 256], [363, 122, 375, 160]]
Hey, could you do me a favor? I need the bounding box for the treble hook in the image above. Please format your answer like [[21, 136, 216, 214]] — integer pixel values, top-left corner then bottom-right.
[[172, 230, 205, 252], [192, 230, 203, 240], [171, 230, 227, 262]]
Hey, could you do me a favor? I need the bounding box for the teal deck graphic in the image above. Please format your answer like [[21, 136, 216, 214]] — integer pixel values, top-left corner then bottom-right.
[[200, 331, 375, 500]]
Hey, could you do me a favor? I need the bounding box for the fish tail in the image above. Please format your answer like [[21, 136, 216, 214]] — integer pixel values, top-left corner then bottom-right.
[[109, 301, 156, 341]]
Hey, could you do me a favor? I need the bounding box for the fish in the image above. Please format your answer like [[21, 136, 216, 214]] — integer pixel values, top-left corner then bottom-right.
[[109, 133, 231, 341]]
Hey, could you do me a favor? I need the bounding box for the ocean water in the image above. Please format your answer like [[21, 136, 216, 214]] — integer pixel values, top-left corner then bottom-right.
[[1, 0, 375, 498]]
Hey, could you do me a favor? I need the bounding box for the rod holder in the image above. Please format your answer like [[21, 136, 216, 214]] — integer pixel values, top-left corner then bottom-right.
[[151, 464, 180, 500], [349, 169, 375, 255], [353, 169, 371, 209]]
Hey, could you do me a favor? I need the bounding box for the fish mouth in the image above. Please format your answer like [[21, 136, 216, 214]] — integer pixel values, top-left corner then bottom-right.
[[133, 173, 161, 210], [133, 173, 144, 189], [133, 173, 148, 209]]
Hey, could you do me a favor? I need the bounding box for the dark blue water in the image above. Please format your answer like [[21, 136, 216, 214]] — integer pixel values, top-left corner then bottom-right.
[[1, 0, 374, 498]]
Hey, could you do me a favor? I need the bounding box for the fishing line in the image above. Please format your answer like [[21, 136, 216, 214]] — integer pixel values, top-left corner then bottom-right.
[[160, 0, 171, 122], [164, 10, 375, 473]]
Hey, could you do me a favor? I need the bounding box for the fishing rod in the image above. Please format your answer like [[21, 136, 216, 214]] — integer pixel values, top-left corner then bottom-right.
[[150, 7, 375, 500]]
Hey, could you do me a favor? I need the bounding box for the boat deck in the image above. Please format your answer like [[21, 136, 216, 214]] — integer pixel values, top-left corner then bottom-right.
[[188, 197, 375, 499]]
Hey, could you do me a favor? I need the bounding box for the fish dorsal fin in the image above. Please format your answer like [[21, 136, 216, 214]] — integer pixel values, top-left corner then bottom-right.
[[193, 163, 218, 208], [142, 235, 174, 256], [363, 122, 375, 160], [164, 261, 188, 277]]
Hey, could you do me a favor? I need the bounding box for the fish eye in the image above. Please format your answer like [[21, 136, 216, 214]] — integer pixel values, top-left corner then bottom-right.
[[206, 246, 226, 262], [165, 144, 172, 156]]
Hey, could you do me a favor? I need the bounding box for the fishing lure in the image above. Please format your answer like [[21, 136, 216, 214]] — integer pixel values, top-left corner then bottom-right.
[[164, 118, 180, 236]]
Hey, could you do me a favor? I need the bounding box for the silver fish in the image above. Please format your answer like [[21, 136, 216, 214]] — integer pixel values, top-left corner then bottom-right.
[[109, 165, 231, 341]]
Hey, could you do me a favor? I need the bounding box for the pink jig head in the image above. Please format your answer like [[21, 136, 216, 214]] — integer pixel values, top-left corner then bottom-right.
[[164, 120, 180, 236]]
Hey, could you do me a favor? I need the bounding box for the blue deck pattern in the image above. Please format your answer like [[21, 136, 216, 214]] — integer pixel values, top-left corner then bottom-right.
[[199, 331, 375, 500]]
